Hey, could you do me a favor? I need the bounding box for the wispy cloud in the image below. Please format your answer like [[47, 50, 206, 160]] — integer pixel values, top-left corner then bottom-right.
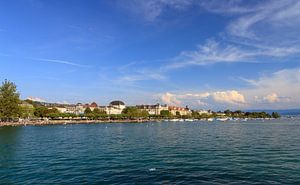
[[117, 69, 166, 83], [165, 40, 300, 69], [225, 1, 298, 39], [0, 52, 91, 68], [120, 0, 193, 21], [29, 57, 91, 68], [121, 0, 300, 70]]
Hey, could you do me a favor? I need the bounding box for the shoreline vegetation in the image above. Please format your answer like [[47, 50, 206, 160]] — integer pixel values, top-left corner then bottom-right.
[[0, 79, 281, 127]]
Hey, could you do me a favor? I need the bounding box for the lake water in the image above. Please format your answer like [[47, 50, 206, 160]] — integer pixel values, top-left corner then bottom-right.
[[1, 119, 300, 184]]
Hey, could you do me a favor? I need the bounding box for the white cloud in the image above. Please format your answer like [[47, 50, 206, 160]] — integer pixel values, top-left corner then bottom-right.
[[199, 0, 264, 14], [272, 1, 300, 21], [117, 69, 165, 83], [30, 58, 90, 68], [121, 0, 193, 21], [166, 40, 300, 69], [119, 0, 300, 110], [158, 67, 300, 109], [121, 0, 300, 70], [161, 92, 181, 105], [27, 96, 46, 102], [160, 90, 245, 108], [262, 93, 291, 103], [264, 93, 279, 103], [241, 68, 300, 108], [211, 90, 246, 105], [167, 40, 251, 68]]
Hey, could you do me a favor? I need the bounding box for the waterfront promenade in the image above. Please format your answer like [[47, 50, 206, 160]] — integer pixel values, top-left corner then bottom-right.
[[0, 119, 152, 127]]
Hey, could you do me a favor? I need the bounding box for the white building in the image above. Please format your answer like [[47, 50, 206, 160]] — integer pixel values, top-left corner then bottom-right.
[[105, 100, 126, 114], [136, 104, 168, 115], [196, 109, 212, 115], [168, 106, 192, 116], [75, 103, 85, 114]]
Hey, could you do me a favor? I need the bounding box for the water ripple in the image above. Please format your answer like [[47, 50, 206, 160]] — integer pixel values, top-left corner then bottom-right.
[[0, 120, 300, 184]]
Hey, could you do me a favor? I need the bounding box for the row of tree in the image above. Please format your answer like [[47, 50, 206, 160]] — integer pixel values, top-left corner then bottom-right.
[[223, 109, 280, 119]]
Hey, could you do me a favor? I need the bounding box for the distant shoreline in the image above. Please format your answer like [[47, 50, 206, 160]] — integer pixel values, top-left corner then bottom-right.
[[0, 119, 154, 127], [0, 117, 287, 127]]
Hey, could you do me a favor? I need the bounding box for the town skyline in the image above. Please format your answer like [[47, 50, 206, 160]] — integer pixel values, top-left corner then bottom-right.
[[1, 0, 300, 110]]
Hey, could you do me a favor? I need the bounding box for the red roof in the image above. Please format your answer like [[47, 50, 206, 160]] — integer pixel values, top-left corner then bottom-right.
[[90, 102, 98, 107]]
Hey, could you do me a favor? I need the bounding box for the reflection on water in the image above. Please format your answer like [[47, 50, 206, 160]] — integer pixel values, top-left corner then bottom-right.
[[0, 120, 300, 184], [0, 126, 22, 163]]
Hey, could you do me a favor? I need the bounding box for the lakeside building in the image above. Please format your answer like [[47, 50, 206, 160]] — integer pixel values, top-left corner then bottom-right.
[[49, 101, 126, 115], [75, 103, 85, 114], [194, 109, 213, 115], [105, 100, 126, 114], [136, 104, 168, 115], [87, 102, 98, 111], [168, 106, 192, 116], [55, 104, 76, 114], [29, 99, 214, 117]]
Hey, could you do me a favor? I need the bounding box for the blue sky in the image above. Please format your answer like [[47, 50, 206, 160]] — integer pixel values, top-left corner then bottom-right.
[[1, 0, 300, 110]]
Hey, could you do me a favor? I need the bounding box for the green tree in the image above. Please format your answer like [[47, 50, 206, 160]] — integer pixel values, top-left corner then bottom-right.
[[224, 109, 232, 115], [0, 80, 21, 121], [19, 102, 34, 119], [272, 112, 280, 119], [33, 106, 60, 118], [160, 110, 171, 118], [191, 111, 200, 119], [140, 110, 149, 118], [84, 107, 92, 114], [122, 107, 149, 119], [93, 108, 106, 115]]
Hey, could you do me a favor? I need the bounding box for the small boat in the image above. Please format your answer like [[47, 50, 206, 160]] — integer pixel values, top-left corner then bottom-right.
[[207, 118, 214, 122], [216, 117, 228, 122], [185, 119, 194, 122]]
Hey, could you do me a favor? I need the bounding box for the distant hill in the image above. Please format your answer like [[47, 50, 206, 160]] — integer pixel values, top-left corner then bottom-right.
[[244, 109, 300, 116]]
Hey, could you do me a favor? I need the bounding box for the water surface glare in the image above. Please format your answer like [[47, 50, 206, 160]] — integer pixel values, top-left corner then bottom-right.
[[1, 120, 300, 184]]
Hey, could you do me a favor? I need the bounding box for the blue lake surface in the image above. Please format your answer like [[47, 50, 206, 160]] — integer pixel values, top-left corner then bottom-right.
[[1, 120, 300, 184]]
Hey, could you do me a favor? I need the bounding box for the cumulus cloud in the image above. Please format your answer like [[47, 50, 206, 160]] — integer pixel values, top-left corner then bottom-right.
[[211, 90, 246, 105], [27, 96, 46, 102], [241, 68, 300, 108], [260, 93, 291, 103], [160, 90, 245, 108], [159, 67, 300, 109], [263, 93, 280, 103], [161, 92, 181, 105]]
